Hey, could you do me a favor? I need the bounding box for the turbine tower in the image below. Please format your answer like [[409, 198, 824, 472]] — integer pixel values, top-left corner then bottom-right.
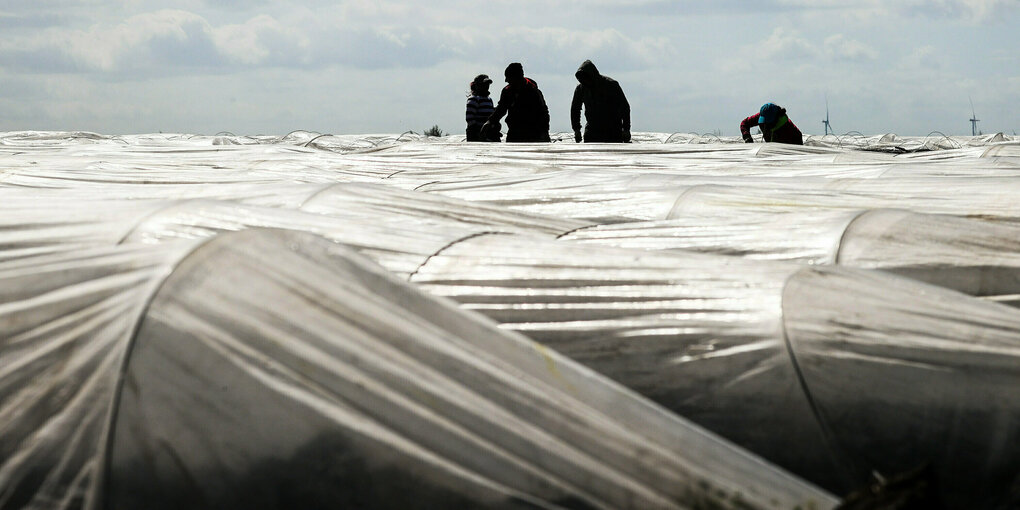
[[969, 97, 980, 136], [822, 96, 832, 135]]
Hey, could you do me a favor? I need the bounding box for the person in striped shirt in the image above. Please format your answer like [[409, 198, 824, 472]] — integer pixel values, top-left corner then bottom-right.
[[466, 74, 499, 141]]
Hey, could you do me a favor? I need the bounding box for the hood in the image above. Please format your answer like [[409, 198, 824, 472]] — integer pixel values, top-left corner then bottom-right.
[[758, 103, 785, 125], [575, 60, 601, 83], [504, 62, 525, 82]]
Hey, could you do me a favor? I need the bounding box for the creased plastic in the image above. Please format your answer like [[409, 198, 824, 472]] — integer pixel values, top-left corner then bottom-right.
[[564, 208, 1020, 303], [408, 234, 1020, 503], [0, 241, 205, 509], [784, 266, 1020, 509], [4, 131, 1020, 509], [0, 183, 584, 272], [2, 229, 837, 510]]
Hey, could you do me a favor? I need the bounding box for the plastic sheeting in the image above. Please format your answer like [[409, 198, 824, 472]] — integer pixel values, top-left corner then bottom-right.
[[783, 266, 1020, 509], [4, 130, 1020, 508], [415, 173, 1020, 225], [121, 199, 523, 279], [0, 241, 203, 510], [23, 191, 1020, 310], [0, 180, 583, 236], [0, 131, 388, 185], [37, 196, 1016, 496], [563, 208, 1020, 304], [4, 131, 1018, 223], [294, 182, 587, 235], [407, 234, 1020, 506], [1, 229, 837, 510], [667, 179, 1020, 222], [0, 183, 585, 268]]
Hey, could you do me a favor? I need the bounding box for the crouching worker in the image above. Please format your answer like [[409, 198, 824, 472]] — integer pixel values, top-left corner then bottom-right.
[[740, 103, 803, 145], [466, 74, 500, 142], [571, 60, 631, 143], [481, 63, 550, 143]]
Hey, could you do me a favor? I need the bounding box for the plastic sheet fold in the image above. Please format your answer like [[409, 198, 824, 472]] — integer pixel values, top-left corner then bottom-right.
[[2, 229, 837, 510], [784, 266, 1020, 509], [408, 233, 1020, 504], [0, 184, 585, 270], [564, 208, 1020, 304], [668, 179, 1020, 221], [0, 241, 206, 509]]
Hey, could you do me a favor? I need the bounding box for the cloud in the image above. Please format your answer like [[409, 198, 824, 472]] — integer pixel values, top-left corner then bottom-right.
[[0, 5, 674, 77], [500, 27, 674, 72], [0, 10, 225, 74], [586, 0, 868, 18], [212, 15, 311, 66], [823, 34, 878, 62], [0, 10, 319, 74], [0, 7, 525, 76], [591, 0, 1013, 24], [750, 28, 877, 63], [773, 0, 1016, 23], [337, 0, 417, 19], [902, 45, 944, 70], [756, 27, 819, 61], [896, 0, 1016, 23], [1, 0, 1014, 135], [0, 10, 67, 29], [300, 25, 471, 70]]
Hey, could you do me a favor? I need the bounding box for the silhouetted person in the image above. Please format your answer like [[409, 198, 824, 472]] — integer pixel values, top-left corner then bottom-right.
[[570, 60, 631, 143], [740, 102, 803, 145], [465, 74, 499, 142], [481, 63, 550, 143]]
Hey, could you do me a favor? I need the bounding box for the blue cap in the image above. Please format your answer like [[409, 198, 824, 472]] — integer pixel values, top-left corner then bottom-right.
[[758, 103, 780, 125]]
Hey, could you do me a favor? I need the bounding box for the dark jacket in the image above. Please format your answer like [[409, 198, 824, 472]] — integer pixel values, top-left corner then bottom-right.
[[570, 60, 630, 142], [487, 78, 550, 142], [740, 111, 803, 145]]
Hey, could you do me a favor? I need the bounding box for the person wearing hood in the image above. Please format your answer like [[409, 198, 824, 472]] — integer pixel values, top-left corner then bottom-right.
[[570, 60, 631, 143], [481, 63, 550, 143], [740, 103, 803, 145], [466, 74, 499, 142]]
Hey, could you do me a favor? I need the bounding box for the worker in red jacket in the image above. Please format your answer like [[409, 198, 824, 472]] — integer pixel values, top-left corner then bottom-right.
[[481, 63, 551, 143], [740, 103, 803, 145]]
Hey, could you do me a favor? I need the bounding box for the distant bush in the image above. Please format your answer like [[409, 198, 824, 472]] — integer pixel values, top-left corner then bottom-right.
[[423, 125, 444, 137]]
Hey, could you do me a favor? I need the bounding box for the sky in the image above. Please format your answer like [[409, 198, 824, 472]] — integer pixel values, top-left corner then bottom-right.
[[0, 0, 1017, 136]]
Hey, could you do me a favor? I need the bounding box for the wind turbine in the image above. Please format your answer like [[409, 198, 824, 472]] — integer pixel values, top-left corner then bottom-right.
[[822, 95, 832, 135], [969, 97, 980, 136]]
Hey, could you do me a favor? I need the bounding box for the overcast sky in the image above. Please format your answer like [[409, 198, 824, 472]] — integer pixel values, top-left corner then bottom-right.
[[1, 0, 1017, 136]]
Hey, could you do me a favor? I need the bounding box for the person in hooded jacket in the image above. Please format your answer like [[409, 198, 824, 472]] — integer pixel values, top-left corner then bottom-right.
[[740, 103, 803, 145], [570, 60, 631, 143], [481, 63, 550, 143]]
